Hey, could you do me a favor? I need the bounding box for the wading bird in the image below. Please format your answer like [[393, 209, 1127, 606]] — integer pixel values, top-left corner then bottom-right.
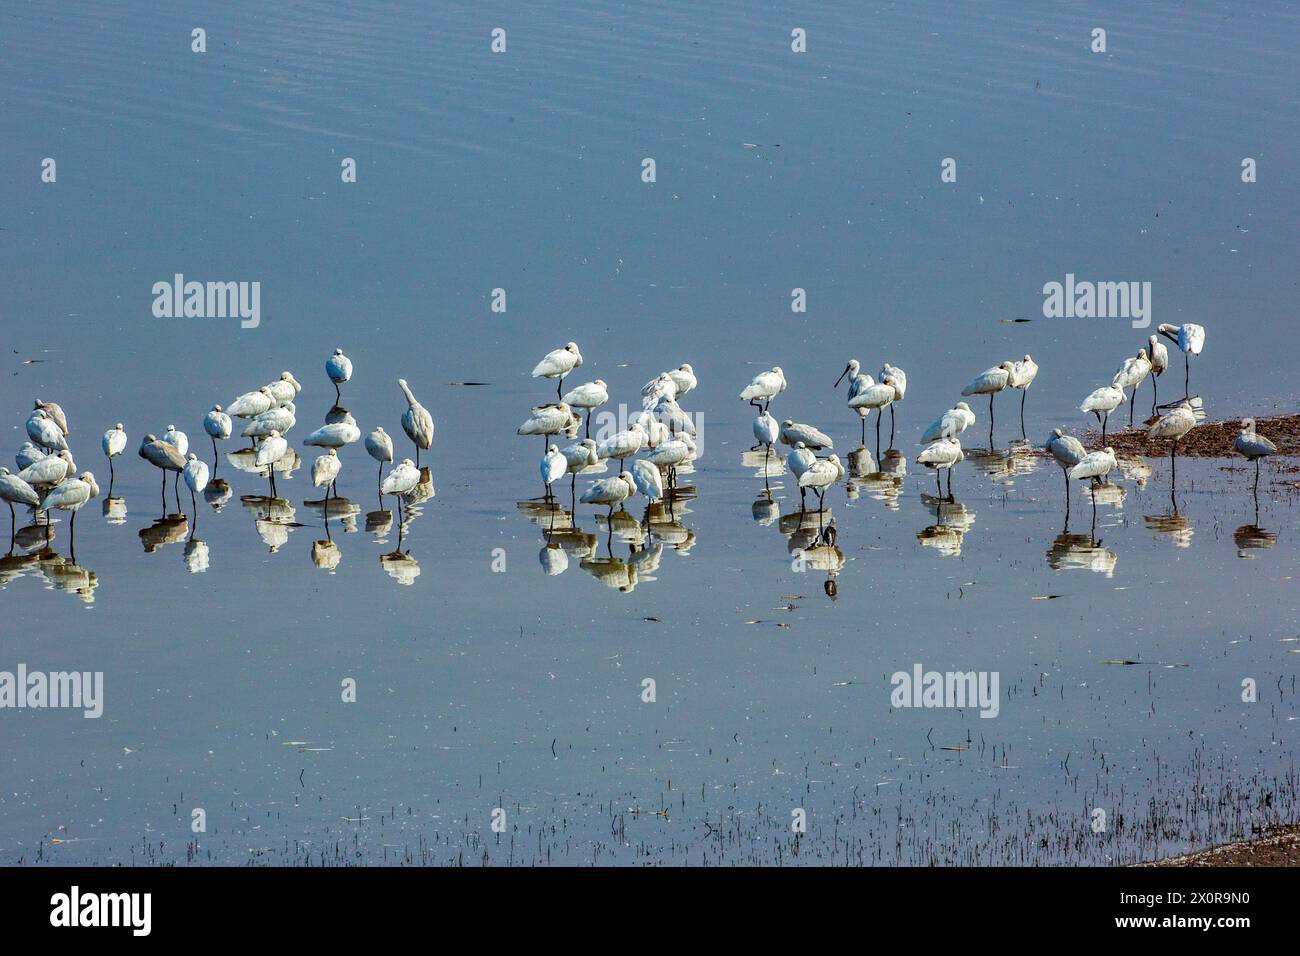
[[1234, 418, 1276, 496], [596, 422, 645, 474], [1007, 355, 1038, 435], [227, 386, 276, 420], [26, 408, 68, 454], [255, 429, 288, 495], [139, 434, 185, 510], [1080, 385, 1126, 444], [182, 453, 209, 513], [312, 448, 341, 497], [16, 442, 45, 471], [580, 473, 636, 520], [786, 442, 817, 509], [541, 444, 567, 498], [753, 411, 778, 455], [381, 458, 420, 518], [561, 380, 608, 437], [1112, 349, 1151, 428], [961, 362, 1014, 446], [101, 423, 127, 485], [848, 379, 896, 456], [242, 402, 295, 442], [267, 371, 302, 403], [398, 379, 434, 466], [532, 343, 583, 398], [1147, 401, 1197, 487], [326, 348, 353, 401], [921, 403, 975, 444], [740, 367, 787, 412], [918, 431, 963, 500], [1045, 428, 1086, 517], [1147, 334, 1168, 415], [631, 459, 664, 507], [303, 421, 361, 449], [779, 420, 834, 451], [881, 362, 908, 442], [203, 405, 232, 469], [1157, 323, 1205, 399], [1068, 446, 1118, 527], [162, 424, 189, 458], [798, 453, 845, 514], [647, 435, 694, 489], [34, 399, 69, 437], [518, 403, 575, 448], [0, 468, 40, 538], [364, 427, 394, 490], [37, 471, 98, 541]]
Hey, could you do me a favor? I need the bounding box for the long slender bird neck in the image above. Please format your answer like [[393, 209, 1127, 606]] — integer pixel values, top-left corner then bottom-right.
[[399, 381, 417, 406]]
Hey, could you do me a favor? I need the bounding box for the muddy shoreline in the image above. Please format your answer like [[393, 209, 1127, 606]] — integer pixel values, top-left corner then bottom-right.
[[1081, 412, 1300, 459], [1141, 824, 1300, 867]]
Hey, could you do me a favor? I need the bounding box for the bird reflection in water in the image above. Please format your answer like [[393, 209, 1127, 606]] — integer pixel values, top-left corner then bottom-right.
[[0, 546, 99, 604], [917, 493, 975, 557], [848, 448, 905, 510], [102, 496, 128, 525], [238, 495, 299, 553], [1047, 532, 1118, 576], [203, 478, 232, 512], [139, 514, 188, 553], [968, 439, 1038, 487]]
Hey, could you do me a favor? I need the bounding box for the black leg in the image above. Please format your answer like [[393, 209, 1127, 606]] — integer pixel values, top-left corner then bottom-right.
[[1184, 353, 1189, 398], [1020, 388, 1026, 437]]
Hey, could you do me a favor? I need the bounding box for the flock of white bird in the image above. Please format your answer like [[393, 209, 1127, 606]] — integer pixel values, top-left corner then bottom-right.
[[3, 323, 1284, 573], [1, 349, 441, 546]]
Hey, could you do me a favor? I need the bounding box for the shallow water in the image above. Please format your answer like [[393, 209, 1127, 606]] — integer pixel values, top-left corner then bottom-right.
[[1, 1, 1297, 865]]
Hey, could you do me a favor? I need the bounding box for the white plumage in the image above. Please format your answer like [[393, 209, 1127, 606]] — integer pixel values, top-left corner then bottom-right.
[[1234, 419, 1276, 460], [961, 363, 1013, 396], [255, 430, 288, 468], [921, 403, 975, 444], [1069, 447, 1117, 482], [562, 379, 609, 410], [1045, 428, 1085, 469], [267, 371, 302, 402], [303, 422, 361, 448], [580, 473, 636, 509], [26, 409, 67, 453], [596, 423, 645, 464], [780, 420, 833, 450], [204, 405, 232, 441], [102, 423, 127, 460], [541, 444, 567, 489], [381, 458, 420, 496], [326, 348, 353, 385], [631, 459, 664, 502], [753, 411, 779, 448], [183, 454, 210, 495], [532, 342, 583, 383], [312, 449, 341, 490], [227, 386, 276, 419], [518, 403, 573, 437], [740, 367, 787, 406]]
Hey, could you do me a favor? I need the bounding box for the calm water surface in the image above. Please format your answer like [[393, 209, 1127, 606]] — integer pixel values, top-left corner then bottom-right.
[[1, 0, 1297, 864]]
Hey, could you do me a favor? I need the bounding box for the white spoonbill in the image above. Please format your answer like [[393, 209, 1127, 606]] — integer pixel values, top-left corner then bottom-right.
[[20, 449, 75, 489], [580, 472, 636, 519], [267, 371, 302, 403], [666, 364, 697, 397], [920, 403, 975, 444], [26, 409, 67, 454], [849, 379, 897, 453], [1147, 400, 1197, 483], [203, 404, 233, 466], [779, 420, 834, 451], [753, 411, 779, 453], [786, 441, 817, 508], [881, 363, 908, 442], [798, 453, 845, 511], [326, 348, 353, 401], [139, 435, 185, 508], [381, 458, 420, 497], [1157, 323, 1205, 399], [397, 378, 434, 466], [242, 402, 295, 442], [640, 373, 678, 410], [518, 403, 574, 446], [961, 362, 1014, 444], [532, 342, 583, 398], [227, 386, 276, 419], [917, 432, 964, 500], [34, 400, 70, 437], [1069, 446, 1118, 525], [834, 359, 872, 403], [255, 429, 288, 495], [102, 423, 127, 483], [1069, 447, 1117, 484], [647, 395, 695, 438], [1234, 418, 1276, 495], [0, 468, 40, 536], [596, 422, 645, 474], [182, 453, 210, 512], [1147, 334, 1169, 416], [37, 471, 99, 535], [312, 448, 342, 496], [1007, 355, 1038, 434], [364, 426, 394, 490], [1112, 349, 1152, 428], [16, 442, 45, 471], [630, 459, 664, 504], [562, 380, 608, 437], [740, 367, 787, 412], [162, 424, 189, 457], [561, 438, 600, 471], [541, 444, 567, 497], [1044, 428, 1086, 513], [647, 435, 694, 488], [1080, 385, 1126, 444], [303, 421, 361, 449]]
